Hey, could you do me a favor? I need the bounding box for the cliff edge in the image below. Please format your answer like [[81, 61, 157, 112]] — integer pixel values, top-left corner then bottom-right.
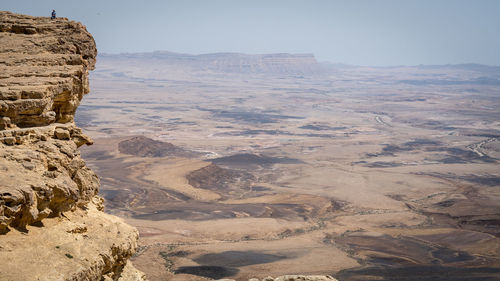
[[0, 11, 146, 281]]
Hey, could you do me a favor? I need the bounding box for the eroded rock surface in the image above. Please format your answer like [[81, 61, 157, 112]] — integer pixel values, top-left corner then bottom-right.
[[0, 11, 146, 281], [0, 123, 98, 231], [0, 11, 96, 128], [1, 200, 144, 281]]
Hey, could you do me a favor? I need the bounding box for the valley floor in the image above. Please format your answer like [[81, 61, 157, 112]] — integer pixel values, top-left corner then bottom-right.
[[77, 57, 500, 281]]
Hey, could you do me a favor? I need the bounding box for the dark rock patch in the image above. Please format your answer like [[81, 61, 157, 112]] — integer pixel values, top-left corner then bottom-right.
[[175, 266, 239, 279], [211, 153, 302, 168], [194, 251, 286, 267], [186, 163, 255, 196], [335, 265, 500, 281], [118, 136, 195, 157]]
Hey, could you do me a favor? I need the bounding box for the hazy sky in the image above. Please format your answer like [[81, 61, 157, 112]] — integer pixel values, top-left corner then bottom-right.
[[2, 0, 500, 66]]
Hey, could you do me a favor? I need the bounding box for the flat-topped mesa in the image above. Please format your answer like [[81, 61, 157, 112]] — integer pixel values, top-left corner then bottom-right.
[[0, 11, 97, 129], [101, 51, 324, 75]]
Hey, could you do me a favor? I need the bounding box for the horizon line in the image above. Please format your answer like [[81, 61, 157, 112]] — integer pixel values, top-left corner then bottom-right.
[[97, 50, 500, 69]]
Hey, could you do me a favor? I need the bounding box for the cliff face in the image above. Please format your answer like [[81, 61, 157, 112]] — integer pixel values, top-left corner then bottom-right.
[[0, 11, 145, 281]]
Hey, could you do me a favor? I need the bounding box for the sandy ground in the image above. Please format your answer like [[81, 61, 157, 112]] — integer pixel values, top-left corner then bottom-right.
[[77, 57, 500, 280]]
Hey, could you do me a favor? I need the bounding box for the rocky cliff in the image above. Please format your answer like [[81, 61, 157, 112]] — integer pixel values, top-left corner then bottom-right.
[[0, 11, 146, 281]]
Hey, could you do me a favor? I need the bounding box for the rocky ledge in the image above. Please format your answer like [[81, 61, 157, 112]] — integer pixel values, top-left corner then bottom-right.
[[0, 11, 146, 280]]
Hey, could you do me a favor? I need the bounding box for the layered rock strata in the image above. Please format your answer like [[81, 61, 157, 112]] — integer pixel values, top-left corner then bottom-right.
[[0, 11, 96, 129], [0, 11, 145, 280]]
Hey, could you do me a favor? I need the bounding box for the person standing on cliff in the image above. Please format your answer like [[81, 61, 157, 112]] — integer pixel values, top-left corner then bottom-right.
[[51, 10, 56, 19]]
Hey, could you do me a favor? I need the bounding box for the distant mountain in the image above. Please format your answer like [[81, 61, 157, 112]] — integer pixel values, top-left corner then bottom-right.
[[415, 63, 500, 73], [99, 51, 324, 75], [97, 51, 500, 81]]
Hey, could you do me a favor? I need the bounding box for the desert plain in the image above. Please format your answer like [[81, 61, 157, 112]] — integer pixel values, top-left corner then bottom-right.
[[76, 52, 500, 281]]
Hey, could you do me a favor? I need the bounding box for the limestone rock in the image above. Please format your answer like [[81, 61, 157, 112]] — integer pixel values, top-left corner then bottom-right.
[[54, 127, 71, 139], [0, 123, 100, 231], [0, 201, 140, 280], [116, 261, 149, 281], [0, 11, 146, 281], [0, 11, 96, 128]]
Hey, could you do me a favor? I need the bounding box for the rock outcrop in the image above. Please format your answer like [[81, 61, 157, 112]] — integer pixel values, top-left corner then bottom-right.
[[118, 136, 189, 158], [0, 11, 146, 281]]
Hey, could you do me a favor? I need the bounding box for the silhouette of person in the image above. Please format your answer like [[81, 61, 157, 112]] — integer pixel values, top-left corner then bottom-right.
[[51, 10, 56, 20]]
